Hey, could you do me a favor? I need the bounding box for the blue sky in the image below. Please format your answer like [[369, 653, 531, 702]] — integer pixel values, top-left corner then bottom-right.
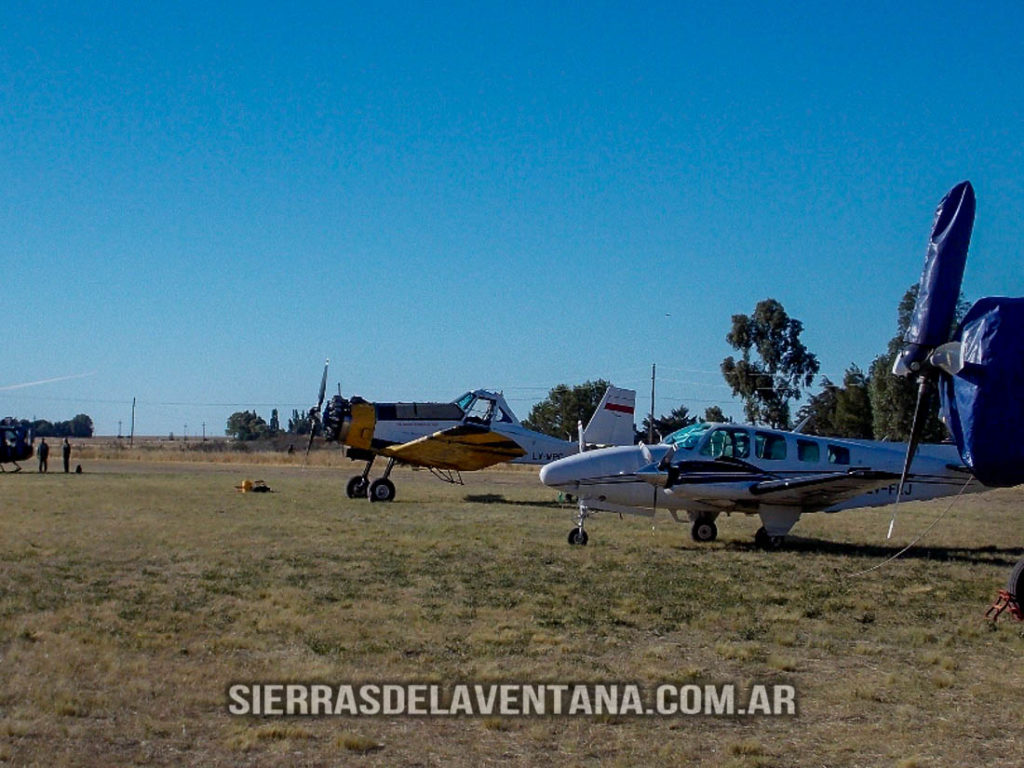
[[2, 1, 1022, 436]]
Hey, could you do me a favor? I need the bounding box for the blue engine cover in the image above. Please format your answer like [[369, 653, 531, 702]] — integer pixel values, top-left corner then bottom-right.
[[940, 296, 1024, 487]]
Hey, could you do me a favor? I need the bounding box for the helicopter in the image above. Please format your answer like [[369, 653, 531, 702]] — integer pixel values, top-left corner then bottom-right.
[[0, 418, 34, 472]]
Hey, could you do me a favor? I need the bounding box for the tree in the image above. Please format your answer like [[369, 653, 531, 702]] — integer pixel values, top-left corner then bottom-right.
[[226, 410, 269, 441], [795, 377, 840, 436], [868, 285, 968, 441], [721, 298, 820, 429], [833, 366, 873, 438], [639, 404, 696, 442], [269, 409, 281, 435], [288, 409, 312, 435], [703, 405, 729, 423], [522, 380, 610, 440], [800, 367, 873, 438], [69, 414, 94, 438]]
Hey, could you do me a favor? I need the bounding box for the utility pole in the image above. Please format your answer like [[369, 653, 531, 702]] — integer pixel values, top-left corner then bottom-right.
[[130, 397, 136, 446], [202, 422, 206, 441], [648, 363, 656, 443]]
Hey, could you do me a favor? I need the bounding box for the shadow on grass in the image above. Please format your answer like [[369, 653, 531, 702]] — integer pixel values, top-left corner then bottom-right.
[[463, 493, 564, 509], [720, 536, 1024, 567]]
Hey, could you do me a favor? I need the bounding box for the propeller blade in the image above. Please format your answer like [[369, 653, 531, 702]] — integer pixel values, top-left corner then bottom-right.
[[317, 359, 330, 410], [894, 181, 975, 376], [887, 376, 932, 539], [306, 359, 330, 456], [639, 442, 653, 464]]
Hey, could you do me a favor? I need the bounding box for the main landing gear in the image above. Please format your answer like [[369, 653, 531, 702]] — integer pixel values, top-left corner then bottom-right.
[[347, 457, 397, 503], [754, 526, 785, 550], [691, 515, 718, 543]]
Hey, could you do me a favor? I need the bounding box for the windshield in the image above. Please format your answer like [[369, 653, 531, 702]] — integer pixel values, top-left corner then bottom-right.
[[664, 422, 712, 449]]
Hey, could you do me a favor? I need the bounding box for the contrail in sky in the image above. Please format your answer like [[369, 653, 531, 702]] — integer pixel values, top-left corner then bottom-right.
[[0, 372, 97, 392]]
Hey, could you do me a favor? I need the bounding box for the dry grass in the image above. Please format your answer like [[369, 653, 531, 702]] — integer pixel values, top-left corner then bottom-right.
[[1, 456, 1023, 766]]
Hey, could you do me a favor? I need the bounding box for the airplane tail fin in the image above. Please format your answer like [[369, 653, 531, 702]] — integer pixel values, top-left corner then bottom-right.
[[582, 386, 636, 447]]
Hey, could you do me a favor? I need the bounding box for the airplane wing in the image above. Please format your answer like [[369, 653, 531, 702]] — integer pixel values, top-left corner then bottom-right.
[[384, 424, 527, 471], [747, 469, 900, 508], [662, 461, 900, 511]]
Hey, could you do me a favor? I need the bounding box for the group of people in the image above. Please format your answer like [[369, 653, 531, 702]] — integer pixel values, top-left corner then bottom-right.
[[36, 437, 72, 473]]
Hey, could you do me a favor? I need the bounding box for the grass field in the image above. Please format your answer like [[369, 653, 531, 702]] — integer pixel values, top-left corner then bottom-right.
[[2, 455, 1023, 766]]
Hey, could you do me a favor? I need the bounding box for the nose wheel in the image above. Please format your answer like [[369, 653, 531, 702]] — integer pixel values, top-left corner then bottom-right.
[[568, 501, 591, 546]]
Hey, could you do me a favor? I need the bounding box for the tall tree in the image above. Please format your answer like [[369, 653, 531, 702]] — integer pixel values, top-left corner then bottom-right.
[[833, 366, 873, 438], [796, 377, 840, 436], [703, 405, 729, 423], [226, 411, 269, 441], [522, 380, 610, 440], [288, 409, 312, 435], [721, 298, 820, 429]]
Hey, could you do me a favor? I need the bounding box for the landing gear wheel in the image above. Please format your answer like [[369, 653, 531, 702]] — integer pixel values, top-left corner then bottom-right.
[[1007, 557, 1024, 600], [754, 527, 783, 550], [568, 527, 589, 546], [369, 478, 396, 503], [691, 519, 718, 543], [347, 477, 369, 499]]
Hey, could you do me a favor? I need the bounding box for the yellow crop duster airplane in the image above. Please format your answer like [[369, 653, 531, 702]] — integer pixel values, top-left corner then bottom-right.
[[305, 362, 636, 502]]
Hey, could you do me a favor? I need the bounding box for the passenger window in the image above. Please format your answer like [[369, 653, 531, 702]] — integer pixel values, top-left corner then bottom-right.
[[755, 432, 787, 460], [827, 445, 850, 465], [797, 439, 820, 463]]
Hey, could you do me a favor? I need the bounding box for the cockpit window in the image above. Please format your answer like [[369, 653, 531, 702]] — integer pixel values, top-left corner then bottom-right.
[[464, 397, 495, 423], [455, 392, 475, 412], [495, 405, 515, 423], [699, 427, 751, 459], [664, 422, 711, 449]]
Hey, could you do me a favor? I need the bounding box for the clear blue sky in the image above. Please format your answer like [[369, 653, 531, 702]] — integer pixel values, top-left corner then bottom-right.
[[3, 1, 1022, 436]]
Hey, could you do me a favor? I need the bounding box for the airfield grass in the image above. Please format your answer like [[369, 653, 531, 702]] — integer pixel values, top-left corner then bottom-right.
[[2, 456, 1024, 766]]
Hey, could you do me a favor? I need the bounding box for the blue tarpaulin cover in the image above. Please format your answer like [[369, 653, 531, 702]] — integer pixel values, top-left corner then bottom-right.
[[940, 296, 1024, 487]]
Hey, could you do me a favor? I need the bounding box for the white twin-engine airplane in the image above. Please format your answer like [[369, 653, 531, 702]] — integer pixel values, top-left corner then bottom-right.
[[542, 180, 1020, 550], [539, 421, 981, 548]]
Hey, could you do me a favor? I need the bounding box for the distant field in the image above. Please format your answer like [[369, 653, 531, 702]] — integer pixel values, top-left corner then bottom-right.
[[2, 456, 1023, 767]]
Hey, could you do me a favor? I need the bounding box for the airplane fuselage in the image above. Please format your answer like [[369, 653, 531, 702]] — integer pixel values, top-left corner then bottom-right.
[[539, 422, 985, 542]]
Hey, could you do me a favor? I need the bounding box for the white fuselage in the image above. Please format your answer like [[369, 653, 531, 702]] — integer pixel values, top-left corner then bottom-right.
[[539, 423, 984, 538]]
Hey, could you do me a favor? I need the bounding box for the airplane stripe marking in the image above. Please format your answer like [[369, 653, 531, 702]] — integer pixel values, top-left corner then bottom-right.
[[604, 403, 635, 414]]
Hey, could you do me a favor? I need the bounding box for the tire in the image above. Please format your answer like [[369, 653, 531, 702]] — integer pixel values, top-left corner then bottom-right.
[[369, 478, 396, 503], [691, 519, 718, 543], [347, 477, 368, 499], [567, 528, 589, 546], [754, 526, 782, 550], [1007, 557, 1024, 600]]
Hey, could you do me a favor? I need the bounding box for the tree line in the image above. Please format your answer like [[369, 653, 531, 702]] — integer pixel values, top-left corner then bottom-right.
[[523, 285, 957, 443], [225, 285, 950, 444], [9, 414, 94, 438]]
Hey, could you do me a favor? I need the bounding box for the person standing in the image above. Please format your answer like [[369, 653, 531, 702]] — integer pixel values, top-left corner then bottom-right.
[[38, 438, 49, 473], [62, 438, 71, 473]]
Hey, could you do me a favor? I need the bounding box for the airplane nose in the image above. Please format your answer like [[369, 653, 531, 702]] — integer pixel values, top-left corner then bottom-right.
[[539, 456, 579, 489]]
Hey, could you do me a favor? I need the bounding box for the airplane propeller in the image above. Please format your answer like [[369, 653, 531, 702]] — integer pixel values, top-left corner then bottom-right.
[[306, 358, 330, 456], [888, 180, 975, 538]]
